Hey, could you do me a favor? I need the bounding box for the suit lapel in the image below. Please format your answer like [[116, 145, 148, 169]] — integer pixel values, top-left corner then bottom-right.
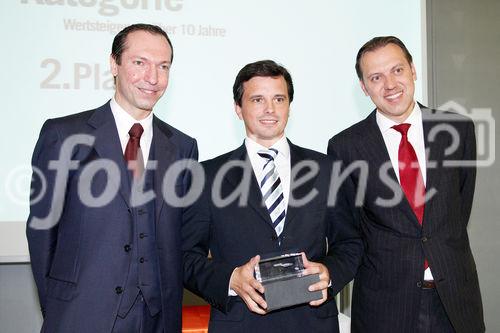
[[225, 144, 275, 230], [87, 102, 131, 206], [358, 111, 399, 180], [284, 141, 320, 227], [152, 116, 177, 223], [421, 105, 444, 228]]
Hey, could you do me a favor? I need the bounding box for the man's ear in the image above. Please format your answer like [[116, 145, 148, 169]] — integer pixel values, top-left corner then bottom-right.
[[359, 79, 369, 96], [234, 102, 243, 120], [110, 55, 118, 77], [411, 62, 417, 81]]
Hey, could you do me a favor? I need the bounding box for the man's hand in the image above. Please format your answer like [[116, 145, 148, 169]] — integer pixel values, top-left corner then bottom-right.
[[302, 252, 330, 306], [229, 255, 267, 314]]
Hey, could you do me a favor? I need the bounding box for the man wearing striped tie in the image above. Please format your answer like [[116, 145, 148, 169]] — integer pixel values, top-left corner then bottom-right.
[[182, 60, 363, 332]]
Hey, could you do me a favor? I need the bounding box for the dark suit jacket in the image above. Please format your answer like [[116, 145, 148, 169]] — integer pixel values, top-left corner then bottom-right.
[[182, 140, 363, 333], [27, 101, 198, 332], [327, 105, 484, 333]]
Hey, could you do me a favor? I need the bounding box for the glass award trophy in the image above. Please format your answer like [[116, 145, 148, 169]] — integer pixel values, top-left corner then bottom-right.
[[255, 253, 322, 311]]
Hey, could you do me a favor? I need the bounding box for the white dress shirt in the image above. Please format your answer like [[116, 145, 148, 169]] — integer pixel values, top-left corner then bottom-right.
[[110, 97, 153, 167], [245, 135, 291, 210], [376, 102, 434, 281]]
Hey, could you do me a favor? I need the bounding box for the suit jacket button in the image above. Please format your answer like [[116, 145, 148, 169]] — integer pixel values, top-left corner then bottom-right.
[[421, 237, 428, 242], [139, 257, 145, 263], [271, 235, 278, 241], [416, 281, 422, 288], [115, 286, 123, 294], [124, 245, 131, 252]]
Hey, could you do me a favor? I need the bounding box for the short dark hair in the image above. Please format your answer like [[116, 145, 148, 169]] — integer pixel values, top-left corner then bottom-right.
[[111, 23, 173, 65], [355, 36, 413, 80], [233, 60, 294, 106]]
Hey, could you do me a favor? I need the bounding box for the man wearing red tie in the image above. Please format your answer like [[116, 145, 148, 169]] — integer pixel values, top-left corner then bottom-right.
[[27, 24, 198, 332], [328, 36, 484, 332]]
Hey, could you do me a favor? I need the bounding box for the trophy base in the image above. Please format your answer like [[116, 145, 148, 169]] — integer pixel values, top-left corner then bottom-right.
[[263, 273, 322, 311]]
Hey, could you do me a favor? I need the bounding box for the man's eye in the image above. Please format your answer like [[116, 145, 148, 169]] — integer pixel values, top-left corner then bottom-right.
[[395, 67, 403, 74], [160, 64, 170, 71], [133, 60, 144, 66], [371, 75, 380, 82], [252, 97, 263, 103], [275, 97, 285, 103]]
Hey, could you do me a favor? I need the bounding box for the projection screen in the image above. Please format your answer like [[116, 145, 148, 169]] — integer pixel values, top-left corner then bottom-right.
[[0, 0, 426, 261]]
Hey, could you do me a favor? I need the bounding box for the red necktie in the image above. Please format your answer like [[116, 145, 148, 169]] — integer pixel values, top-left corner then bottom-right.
[[392, 123, 428, 269], [124, 123, 144, 179]]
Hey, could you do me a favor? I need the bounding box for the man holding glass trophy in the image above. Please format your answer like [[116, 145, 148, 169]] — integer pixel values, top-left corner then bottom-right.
[[182, 60, 362, 332]]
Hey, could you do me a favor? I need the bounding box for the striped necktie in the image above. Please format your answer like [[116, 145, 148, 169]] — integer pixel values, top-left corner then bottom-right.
[[257, 148, 286, 237]]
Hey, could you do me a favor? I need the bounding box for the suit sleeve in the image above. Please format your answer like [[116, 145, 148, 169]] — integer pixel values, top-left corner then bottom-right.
[[180, 138, 199, 189], [26, 120, 62, 315], [182, 170, 235, 312], [459, 119, 477, 226], [321, 139, 364, 295]]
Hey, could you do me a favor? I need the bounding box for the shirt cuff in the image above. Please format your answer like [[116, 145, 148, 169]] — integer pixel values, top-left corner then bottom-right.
[[228, 268, 238, 296]]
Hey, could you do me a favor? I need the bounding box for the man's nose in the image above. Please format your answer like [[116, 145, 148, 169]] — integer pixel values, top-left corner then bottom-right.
[[264, 100, 275, 113], [384, 75, 397, 90], [144, 65, 158, 85]]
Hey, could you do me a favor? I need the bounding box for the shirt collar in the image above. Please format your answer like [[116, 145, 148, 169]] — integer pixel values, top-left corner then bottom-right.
[[110, 97, 153, 135], [376, 102, 422, 134], [244, 135, 290, 159]]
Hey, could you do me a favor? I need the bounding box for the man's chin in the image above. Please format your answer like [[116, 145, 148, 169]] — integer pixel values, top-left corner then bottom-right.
[[136, 101, 157, 113]]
